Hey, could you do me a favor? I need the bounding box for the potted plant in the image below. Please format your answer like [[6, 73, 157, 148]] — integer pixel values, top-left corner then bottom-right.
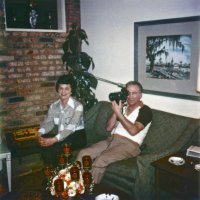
[[62, 23, 98, 111]]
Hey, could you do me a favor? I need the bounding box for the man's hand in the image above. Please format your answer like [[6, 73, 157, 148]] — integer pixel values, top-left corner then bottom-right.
[[111, 100, 123, 117], [38, 136, 57, 147]]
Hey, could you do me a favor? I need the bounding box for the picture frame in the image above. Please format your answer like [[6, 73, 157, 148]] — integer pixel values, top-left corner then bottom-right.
[[134, 16, 200, 101], [3, 0, 66, 32]]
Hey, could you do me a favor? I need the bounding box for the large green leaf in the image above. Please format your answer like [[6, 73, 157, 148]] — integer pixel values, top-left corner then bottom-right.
[[62, 24, 98, 112], [82, 72, 98, 89]]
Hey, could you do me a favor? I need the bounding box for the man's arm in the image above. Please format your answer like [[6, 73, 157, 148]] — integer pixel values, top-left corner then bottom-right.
[[106, 112, 118, 132], [106, 100, 125, 132], [111, 101, 145, 136], [117, 114, 144, 136], [118, 105, 152, 136]]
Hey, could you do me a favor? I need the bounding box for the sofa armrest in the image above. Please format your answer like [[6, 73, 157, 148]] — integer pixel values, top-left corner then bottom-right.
[[134, 122, 200, 200]]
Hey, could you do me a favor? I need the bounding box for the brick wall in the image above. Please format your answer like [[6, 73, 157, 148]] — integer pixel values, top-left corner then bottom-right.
[[0, 0, 81, 132]]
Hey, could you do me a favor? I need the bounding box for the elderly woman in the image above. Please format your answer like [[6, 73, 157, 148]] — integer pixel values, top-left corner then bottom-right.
[[38, 74, 86, 166]]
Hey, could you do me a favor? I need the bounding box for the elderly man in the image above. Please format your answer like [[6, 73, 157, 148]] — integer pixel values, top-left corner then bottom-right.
[[76, 81, 152, 184]]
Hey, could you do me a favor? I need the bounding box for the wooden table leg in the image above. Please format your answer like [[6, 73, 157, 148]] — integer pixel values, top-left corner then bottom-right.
[[154, 168, 160, 200]]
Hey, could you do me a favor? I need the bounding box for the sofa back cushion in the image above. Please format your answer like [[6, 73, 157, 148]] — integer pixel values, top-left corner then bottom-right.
[[85, 102, 199, 153], [142, 109, 197, 153], [84, 101, 112, 145]]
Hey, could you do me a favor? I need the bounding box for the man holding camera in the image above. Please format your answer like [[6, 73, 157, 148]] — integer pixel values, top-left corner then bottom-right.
[[76, 81, 152, 184]]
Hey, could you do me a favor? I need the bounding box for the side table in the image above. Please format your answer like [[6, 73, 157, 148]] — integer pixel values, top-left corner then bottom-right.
[[151, 151, 199, 200], [5, 125, 40, 164]]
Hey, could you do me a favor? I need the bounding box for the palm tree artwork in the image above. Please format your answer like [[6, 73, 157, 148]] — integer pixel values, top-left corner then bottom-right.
[[146, 35, 191, 80]]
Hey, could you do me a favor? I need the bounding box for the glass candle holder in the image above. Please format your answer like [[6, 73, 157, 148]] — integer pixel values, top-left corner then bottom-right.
[[82, 171, 92, 185], [63, 143, 72, 156], [63, 144, 72, 166], [44, 165, 52, 177], [82, 155, 92, 171], [70, 165, 80, 181], [54, 178, 64, 195], [58, 154, 65, 168]]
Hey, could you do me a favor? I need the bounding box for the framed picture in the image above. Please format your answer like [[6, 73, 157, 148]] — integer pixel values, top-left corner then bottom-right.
[[134, 16, 200, 101], [3, 0, 66, 32]]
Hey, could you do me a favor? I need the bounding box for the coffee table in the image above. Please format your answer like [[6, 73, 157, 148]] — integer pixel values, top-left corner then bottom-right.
[[42, 183, 133, 200], [151, 151, 200, 200]]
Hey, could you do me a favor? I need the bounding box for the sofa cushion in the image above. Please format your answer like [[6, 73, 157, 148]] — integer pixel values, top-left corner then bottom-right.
[[105, 157, 137, 180], [93, 102, 112, 140], [84, 101, 112, 145], [142, 109, 195, 153], [102, 157, 137, 196]]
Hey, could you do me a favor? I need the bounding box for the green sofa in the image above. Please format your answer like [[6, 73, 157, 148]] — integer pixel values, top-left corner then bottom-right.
[[83, 101, 200, 200]]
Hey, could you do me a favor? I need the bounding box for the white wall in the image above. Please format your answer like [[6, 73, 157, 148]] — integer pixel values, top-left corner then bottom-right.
[[80, 0, 200, 118]]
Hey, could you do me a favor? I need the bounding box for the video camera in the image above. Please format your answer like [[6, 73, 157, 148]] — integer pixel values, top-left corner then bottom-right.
[[109, 88, 128, 104]]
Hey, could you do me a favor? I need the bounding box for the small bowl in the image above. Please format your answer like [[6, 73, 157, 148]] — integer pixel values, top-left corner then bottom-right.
[[95, 193, 119, 200], [168, 156, 185, 166]]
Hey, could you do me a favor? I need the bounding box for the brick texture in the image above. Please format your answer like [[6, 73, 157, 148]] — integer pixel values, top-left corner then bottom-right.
[[0, 0, 81, 131]]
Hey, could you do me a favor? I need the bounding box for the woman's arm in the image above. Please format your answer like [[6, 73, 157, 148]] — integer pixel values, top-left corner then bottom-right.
[[55, 104, 83, 141], [39, 104, 55, 135]]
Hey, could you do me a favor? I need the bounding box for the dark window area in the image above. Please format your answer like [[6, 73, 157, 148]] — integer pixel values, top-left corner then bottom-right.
[[5, 0, 58, 30]]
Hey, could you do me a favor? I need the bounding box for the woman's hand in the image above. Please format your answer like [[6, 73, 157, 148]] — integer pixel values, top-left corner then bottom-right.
[[38, 136, 57, 147]]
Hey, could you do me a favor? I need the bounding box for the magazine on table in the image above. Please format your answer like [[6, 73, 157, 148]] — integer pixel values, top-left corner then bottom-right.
[[186, 145, 200, 158]]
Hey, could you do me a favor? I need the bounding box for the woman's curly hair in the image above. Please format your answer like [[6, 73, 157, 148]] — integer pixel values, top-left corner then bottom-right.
[[56, 74, 76, 95]]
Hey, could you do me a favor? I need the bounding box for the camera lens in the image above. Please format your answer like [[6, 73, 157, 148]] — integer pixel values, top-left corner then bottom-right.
[[108, 88, 128, 104], [109, 92, 121, 102]]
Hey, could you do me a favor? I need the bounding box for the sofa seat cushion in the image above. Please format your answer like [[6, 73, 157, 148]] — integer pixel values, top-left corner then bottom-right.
[[101, 158, 137, 196]]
